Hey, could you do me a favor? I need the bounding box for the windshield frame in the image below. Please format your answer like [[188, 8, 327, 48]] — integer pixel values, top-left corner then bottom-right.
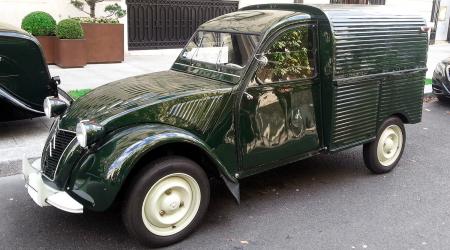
[[172, 29, 262, 84]]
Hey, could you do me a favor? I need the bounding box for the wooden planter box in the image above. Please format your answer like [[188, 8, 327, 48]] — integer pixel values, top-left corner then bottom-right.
[[81, 23, 124, 63], [36, 36, 56, 64], [55, 39, 87, 68]]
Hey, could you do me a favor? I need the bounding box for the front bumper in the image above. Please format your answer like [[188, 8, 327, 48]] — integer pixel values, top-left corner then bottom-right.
[[22, 157, 83, 214]]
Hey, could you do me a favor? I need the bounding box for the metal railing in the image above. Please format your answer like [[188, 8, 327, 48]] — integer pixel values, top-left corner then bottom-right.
[[126, 0, 239, 50]]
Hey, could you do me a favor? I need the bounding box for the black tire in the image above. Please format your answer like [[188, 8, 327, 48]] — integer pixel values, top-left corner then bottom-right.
[[436, 95, 450, 103], [122, 156, 210, 247], [363, 117, 406, 174]]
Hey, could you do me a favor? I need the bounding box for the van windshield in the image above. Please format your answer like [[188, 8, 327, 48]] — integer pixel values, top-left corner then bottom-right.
[[181, 31, 260, 71]]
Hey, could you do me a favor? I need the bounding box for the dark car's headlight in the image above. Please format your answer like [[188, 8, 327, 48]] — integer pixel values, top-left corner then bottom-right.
[[76, 120, 104, 148], [43, 97, 68, 118]]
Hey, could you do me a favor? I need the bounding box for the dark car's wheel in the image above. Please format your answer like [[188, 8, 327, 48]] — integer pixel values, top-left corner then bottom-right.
[[363, 117, 406, 174], [122, 156, 210, 247], [436, 95, 450, 103]]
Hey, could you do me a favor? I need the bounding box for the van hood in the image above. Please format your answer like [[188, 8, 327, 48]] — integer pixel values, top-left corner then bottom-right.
[[59, 70, 233, 132]]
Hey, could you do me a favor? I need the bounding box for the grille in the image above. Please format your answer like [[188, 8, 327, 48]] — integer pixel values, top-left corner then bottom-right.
[[41, 124, 76, 180]]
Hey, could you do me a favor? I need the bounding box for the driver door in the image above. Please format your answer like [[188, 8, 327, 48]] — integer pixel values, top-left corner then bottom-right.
[[238, 24, 320, 172]]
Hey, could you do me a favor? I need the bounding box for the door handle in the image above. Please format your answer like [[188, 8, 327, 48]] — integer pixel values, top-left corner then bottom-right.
[[243, 91, 253, 100]]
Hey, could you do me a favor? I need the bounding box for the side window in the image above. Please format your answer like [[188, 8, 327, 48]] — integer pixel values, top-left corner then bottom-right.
[[0, 56, 19, 76], [255, 26, 315, 84]]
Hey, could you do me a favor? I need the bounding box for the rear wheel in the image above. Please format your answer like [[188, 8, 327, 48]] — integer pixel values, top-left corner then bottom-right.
[[363, 117, 406, 174], [122, 156, 210, 247]]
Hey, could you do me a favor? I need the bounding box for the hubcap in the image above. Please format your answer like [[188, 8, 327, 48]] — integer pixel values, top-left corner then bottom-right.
[[141, 173, 201, 236], [377, 125, 403, 166]]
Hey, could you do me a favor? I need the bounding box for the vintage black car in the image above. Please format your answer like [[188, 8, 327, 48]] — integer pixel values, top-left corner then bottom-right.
[[432, 58, 450, 101], [0, 22, 66, 122], [22, 4, 428, 247]]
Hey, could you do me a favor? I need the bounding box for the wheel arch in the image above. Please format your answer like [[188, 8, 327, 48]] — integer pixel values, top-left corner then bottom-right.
[[115, 137, 241, 208], [390, 113, 409, 123], [119, 141, 227, 196], [378, 112, 409, 129], [70, 124, 239, 211]]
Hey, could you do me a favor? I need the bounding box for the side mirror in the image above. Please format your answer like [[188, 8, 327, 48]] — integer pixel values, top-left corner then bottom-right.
[[255, 53, 268, 68]]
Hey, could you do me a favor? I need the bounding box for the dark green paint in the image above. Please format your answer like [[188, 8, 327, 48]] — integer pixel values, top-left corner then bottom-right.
[[42, 4, 427, 210]]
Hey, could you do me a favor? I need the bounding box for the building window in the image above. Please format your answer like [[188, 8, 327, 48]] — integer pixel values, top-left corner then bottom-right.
[[330, 0, 385, 4]]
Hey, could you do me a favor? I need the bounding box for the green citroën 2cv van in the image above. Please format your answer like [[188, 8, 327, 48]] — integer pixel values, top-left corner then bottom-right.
[[22, 4, 428, 247]]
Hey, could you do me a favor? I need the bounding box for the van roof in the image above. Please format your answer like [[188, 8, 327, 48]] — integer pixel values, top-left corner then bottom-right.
[[199, 9, 310, 34], [201, 4, 425, 36], [209, 4, 427, 79]]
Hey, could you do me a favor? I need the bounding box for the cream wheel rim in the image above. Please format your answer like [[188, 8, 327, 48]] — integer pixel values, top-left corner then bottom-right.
[[141, 173, 201, 236], [377, 125, 403, 166]]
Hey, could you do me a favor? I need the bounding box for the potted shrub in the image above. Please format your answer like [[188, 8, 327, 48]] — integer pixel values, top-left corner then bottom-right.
[[71, 1, 126, 63], [54, 19, 87, 68], [21, 11, 57, 64]]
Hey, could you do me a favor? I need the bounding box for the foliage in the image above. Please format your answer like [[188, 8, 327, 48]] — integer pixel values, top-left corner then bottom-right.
[[56, 19, 84, 39], [70, 0, 104, 18], [260, 27, 312, 82], [104, 3, 127, 19], [70, 0, 126, 20], [21, 11, 56, 36], [68, 89, 91, 100], [73, 17, 119, 24]]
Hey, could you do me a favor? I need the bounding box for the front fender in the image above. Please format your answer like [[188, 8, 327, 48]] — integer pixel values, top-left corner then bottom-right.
[[69, 124, 236, 211]]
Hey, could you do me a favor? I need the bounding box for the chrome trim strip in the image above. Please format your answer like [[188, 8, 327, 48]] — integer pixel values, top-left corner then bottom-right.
[[58, 127, 76, 133], [0, 86, 44, 114], [173, 63, 241, 78]]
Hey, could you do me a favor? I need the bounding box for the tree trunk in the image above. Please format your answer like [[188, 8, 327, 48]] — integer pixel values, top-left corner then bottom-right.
[[89, 4, 96, 18]]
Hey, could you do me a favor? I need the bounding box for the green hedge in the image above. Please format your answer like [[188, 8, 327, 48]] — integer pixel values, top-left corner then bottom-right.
[[21, 11, 56, 36], [56, 19, 84, 39]]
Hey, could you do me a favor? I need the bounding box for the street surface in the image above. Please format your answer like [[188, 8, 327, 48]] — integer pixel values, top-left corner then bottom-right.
[[0, 100, 449, 249]]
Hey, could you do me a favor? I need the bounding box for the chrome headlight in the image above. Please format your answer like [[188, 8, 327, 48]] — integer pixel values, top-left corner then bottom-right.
[[43, 97, 67, 118], [76, 120, 104, 148]]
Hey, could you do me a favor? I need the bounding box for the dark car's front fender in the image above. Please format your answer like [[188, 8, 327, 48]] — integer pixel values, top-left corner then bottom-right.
[[68, 124, 236, 211]]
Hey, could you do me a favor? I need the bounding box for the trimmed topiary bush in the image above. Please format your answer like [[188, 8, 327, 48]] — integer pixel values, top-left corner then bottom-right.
[[56, 19, 84, 39], [21, 11, 56, 36]]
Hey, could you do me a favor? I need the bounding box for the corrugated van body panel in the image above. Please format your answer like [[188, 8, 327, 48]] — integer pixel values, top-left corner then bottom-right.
[[331, 78, 379, 149], [325, 9, 427, 150], [328, 12, 428, 79], [378, 72, 424, 125]]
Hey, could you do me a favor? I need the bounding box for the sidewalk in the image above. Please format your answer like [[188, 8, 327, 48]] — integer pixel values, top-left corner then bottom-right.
[[52, 49, 181, 91], [0, 44, 449, 167]]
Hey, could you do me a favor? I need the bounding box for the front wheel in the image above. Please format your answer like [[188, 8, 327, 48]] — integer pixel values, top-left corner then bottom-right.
[[363, 117, 406, 174], [122, 156, 210, 247]]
